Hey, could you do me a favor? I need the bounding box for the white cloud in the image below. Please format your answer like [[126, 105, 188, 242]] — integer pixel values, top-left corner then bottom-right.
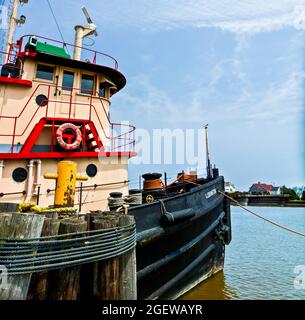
[[113, 75, 178, 123], [243, 71, 304, 125], [87, 0, 305, 33], [100, 2, 305, 145], [114, 65, 304, 128]]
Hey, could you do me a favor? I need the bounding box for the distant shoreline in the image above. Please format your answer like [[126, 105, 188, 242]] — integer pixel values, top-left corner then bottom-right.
[[229, 194, 305, 208], [231, 203, 305, 208]]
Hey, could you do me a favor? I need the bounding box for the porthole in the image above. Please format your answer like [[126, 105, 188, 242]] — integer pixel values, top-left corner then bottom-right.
[[12, 167, 28, 183], [86, 164, 97, 178], [36, 94, 48, 107]]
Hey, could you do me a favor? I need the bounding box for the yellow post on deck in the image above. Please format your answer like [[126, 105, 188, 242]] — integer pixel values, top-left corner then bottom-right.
[[44, 161, 88, 207]]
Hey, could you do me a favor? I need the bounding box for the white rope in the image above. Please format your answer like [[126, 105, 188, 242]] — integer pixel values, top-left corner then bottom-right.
[[218, 190, 305, 238]]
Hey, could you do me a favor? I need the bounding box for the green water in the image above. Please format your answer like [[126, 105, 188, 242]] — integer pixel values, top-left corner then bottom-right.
[[182, 206, 305, 300]]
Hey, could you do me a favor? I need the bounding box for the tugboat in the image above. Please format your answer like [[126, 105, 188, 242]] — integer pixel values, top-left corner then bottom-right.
[[0, 2, 231, 299]]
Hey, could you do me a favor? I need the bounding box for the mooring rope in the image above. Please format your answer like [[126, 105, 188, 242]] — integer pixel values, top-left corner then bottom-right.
[[0, 223, 136, 275], [0, 223, 135, 243], [107, 196, 125, 208], [218, 190, 305, 238], [124, 193, 143, 206]]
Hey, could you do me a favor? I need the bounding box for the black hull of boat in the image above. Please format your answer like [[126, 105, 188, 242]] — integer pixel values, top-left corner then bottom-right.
[[129, 176, 231, 300]]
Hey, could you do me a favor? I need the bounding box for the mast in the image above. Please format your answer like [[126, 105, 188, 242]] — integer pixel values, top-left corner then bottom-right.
[[6, 0, 19, 54], [204, 124, 212, 179], [73, 7, 97, 60], [5, 0, 27, 55]]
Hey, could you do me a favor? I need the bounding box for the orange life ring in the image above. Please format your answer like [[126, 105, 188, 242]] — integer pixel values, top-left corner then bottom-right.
[[56, 123, 82, 151]]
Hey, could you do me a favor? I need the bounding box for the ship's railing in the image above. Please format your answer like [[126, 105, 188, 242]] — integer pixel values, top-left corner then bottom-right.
[[6, 43, 20, 64], [14, 35, 119, 70], [94, 94, 136, 152], [0, 84, 135, 154]]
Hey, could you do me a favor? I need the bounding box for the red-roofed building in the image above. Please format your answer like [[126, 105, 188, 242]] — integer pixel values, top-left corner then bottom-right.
[[249, 182, 274, 195]]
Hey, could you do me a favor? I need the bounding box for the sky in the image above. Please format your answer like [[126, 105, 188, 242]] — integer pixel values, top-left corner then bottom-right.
[[8, 0, 305, 190]]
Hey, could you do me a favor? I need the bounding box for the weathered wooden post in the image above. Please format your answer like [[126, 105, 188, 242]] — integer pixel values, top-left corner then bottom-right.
[[0, 213, 13, 239], [0, 213, 12, 297], [85, 211, 102, 231], [119, 214, 137, 300], [48, 218, 87, 300], [0, 213, 45, 300], [41, 218, 61, 237], [80, 211, 103, 300], [93, 214, 120, 300], [27, 217, 60, 300]]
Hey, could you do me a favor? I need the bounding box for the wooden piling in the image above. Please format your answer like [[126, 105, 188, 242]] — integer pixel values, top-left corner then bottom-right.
[[48, 218, 87, 300], [41, 218, 61, 237], [43, 212, 59, 219], [85, 211, 102, 231], [119, 215, 137, 300], [27, 218, 60, 300], [0, 213, 45, 300], [0, 213, 13, 238], [93, 214, 120, 300], [80, 212, 99, 300]]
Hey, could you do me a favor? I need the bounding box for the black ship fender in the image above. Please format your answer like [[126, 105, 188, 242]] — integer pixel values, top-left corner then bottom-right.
[[160, 208, 196, 227]]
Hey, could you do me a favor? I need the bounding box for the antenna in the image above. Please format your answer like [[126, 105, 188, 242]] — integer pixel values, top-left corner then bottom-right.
[[204, 124, 212, 179], [73, 6, 98, 60], [81, 6, 97, 36], [82, 7, 93, 24]]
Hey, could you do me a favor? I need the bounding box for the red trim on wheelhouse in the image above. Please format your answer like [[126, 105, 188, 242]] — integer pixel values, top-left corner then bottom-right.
[[0, 77, 32, 87]]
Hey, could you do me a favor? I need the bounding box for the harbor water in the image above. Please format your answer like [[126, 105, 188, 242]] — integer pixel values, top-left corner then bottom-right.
[[181, 206, 305, 300]]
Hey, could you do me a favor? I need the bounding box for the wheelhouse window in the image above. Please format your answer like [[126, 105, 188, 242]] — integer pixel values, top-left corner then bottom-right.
[[99, 82, 106, 98], [62, 71, 74, 91], [81, 74, 94, 94], [36, 64, 54, 81]]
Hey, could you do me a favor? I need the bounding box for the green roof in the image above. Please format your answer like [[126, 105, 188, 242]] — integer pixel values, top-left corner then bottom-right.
[[27, 40, 71, 59]]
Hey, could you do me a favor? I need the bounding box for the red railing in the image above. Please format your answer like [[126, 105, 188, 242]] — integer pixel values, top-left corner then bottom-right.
[[15, 35, 119, 70], [6, 43, 20, 64], [95, 94, 136, 152], [0, 84, 135, 154]]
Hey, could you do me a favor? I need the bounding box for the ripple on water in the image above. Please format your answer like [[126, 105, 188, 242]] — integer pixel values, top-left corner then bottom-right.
[[181, 207, 305, 300]]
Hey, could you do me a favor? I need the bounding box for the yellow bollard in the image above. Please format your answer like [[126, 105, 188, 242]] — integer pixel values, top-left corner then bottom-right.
[[44, 161, 88, 207]]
